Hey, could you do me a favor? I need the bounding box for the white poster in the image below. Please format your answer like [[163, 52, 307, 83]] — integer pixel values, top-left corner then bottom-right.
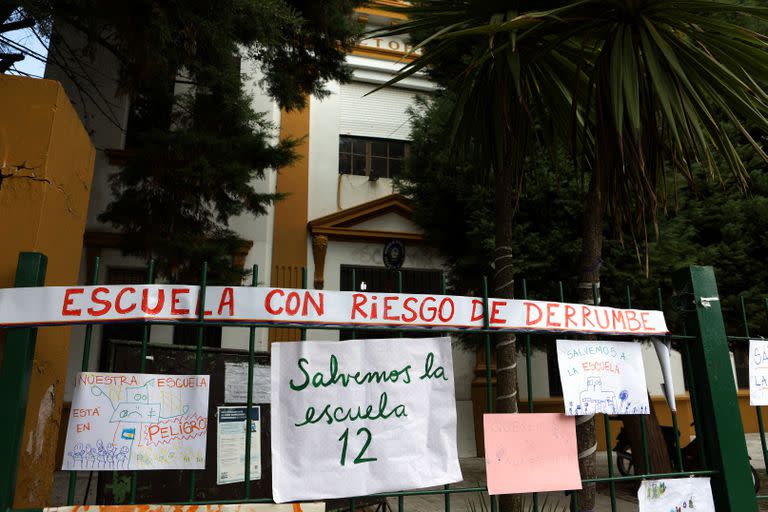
[[0, 284, 668, 336], [638, 478, 715, 511], [750, 339, 768, 405], [557, 339, 650, 415], [271, 337, 462, 503], [217, 406, 261, 485], [224, 362, 271, 404], [62, 372, 210, 470]]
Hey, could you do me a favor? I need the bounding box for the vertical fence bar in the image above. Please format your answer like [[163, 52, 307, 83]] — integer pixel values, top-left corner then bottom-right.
[[245, 264, 258, 499], [482, 277, 493, 415], [0, 253, 48, 512], [301, 268, 307, 342], [559, 281, 579, 511], [682, 342, 707, 468], [188, 262, 208, 501], [672, 266, 757, 511], [482, 277, 497, 512], [603, 415, 618, 512], [625, 286, 650, 475], [658, 288, 685, 471], [350, 269, 357, 341], [520, 279, 538, 512], [349, 268, 356, 512], [66, 256, 100, 505], [440, 273, 451, 512], [128, 259, 155, 504]]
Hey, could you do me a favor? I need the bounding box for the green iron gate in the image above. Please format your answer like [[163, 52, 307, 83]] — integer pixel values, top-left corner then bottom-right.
[[0, 253, 760, 511]]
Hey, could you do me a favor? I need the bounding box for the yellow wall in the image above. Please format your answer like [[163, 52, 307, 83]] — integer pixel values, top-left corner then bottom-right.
[[0, 75, 95, 507], [269, 106, 310, 343]]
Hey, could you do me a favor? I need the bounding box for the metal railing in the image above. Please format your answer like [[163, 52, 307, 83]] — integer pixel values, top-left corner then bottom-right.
[[0, 254, 759, 512]]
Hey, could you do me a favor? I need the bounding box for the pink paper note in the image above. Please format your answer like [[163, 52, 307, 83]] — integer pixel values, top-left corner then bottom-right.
[[483, 413, 582, 495]]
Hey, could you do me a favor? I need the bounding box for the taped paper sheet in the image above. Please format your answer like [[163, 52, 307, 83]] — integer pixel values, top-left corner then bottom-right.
[[62, 372, 210, 470], [557, 339, 650, 415], [484, 413, 582, 494], [638, 478, 715, 511], [750, 339, 768, 405], [271, 337, 462, 503], [217, 406, 261, 485], [224, 362, 271, 404]]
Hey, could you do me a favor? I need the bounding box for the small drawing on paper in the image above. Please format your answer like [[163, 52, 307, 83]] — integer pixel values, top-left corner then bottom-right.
[[578, 377, 617, 414], [63, 373, 210, 471]]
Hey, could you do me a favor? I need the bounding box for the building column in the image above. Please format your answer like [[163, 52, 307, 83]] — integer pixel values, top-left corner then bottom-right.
[[269, 102, 310, 343], [311, 235, 328, 290]]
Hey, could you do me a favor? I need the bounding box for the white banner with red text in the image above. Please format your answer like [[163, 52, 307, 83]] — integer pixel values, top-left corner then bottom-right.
[[0, 285, 668, 335]]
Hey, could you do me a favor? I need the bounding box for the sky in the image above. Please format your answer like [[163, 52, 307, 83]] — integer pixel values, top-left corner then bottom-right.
[[3, 25, 49, 78]]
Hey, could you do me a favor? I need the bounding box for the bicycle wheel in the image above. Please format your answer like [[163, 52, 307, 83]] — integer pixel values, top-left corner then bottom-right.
[[616, 447, 634, 476]]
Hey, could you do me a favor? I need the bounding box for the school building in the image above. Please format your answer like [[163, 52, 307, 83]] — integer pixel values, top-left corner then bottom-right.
[[7, 3, 757, 500]]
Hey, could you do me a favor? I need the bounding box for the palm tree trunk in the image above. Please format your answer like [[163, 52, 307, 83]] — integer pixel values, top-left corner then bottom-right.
[[574, 171, 602, 512], [494, 156, 523, 512], [577, 171, 672, 512], [492, 62, 525, 512]]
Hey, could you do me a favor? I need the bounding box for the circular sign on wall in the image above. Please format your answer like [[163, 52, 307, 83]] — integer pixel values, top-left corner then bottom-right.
[[383, 239, 406, 270]]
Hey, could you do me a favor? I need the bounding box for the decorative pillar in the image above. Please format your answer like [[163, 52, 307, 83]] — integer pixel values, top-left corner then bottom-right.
[[311, 235, 328, 290]]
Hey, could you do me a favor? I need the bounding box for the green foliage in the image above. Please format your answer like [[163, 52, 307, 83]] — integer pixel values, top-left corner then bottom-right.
[[21, 0, 365, 110], [405, 95, 768, 336], [99, 82, 297, 283], [401, 94, 583, 298], [19, 0, 364, 281]]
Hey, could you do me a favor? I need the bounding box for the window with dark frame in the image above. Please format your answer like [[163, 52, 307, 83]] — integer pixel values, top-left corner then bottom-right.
[[339, 135, 408, 179]]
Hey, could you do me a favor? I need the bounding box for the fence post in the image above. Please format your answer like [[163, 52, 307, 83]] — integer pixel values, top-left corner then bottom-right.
[[672, 265, 757, 512], [0, 252, 48, 512]]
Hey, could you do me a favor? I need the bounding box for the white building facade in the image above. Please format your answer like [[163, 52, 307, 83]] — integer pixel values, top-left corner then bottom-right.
[[44, 3, 693, 460]]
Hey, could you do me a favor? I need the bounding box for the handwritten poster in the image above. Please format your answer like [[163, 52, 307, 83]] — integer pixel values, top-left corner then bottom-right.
[[217, 406, 261, 485], [224, 362, 271, 404], [750, 339, 768, 405], [484, 413, 581, 494], [271, 337, 462, 503], [638, 478, 715, 512], [556, 339, 650, 415], [0, 284, 668, 336], [62, 372, 210, 471]]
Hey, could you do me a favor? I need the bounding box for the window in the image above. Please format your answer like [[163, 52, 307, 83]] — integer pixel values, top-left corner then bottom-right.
[[339, 136, 408, 179]]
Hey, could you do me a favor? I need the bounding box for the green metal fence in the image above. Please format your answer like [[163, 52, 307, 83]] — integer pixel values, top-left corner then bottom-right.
[[729, 294, 768, 505], [0, 253, 760, 512]]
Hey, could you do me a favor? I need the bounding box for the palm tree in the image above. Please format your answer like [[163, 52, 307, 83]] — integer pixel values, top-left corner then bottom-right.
[[569, 0, 768, 478], [379, 1, 768, 510], [372, 3, 585, 510]]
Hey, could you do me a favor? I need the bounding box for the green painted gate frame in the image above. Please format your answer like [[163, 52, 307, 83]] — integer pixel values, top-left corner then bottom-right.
[[672, 266, 758, 511], [0, 252, 48, 512], [0, 253, 760, 512]]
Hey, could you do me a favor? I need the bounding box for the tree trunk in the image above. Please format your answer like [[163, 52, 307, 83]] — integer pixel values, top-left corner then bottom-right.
[[620, 395, 672, 474], [576, 171, 672, 512], [494, 152, 523, 512], [574, 171, 603, 512]]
